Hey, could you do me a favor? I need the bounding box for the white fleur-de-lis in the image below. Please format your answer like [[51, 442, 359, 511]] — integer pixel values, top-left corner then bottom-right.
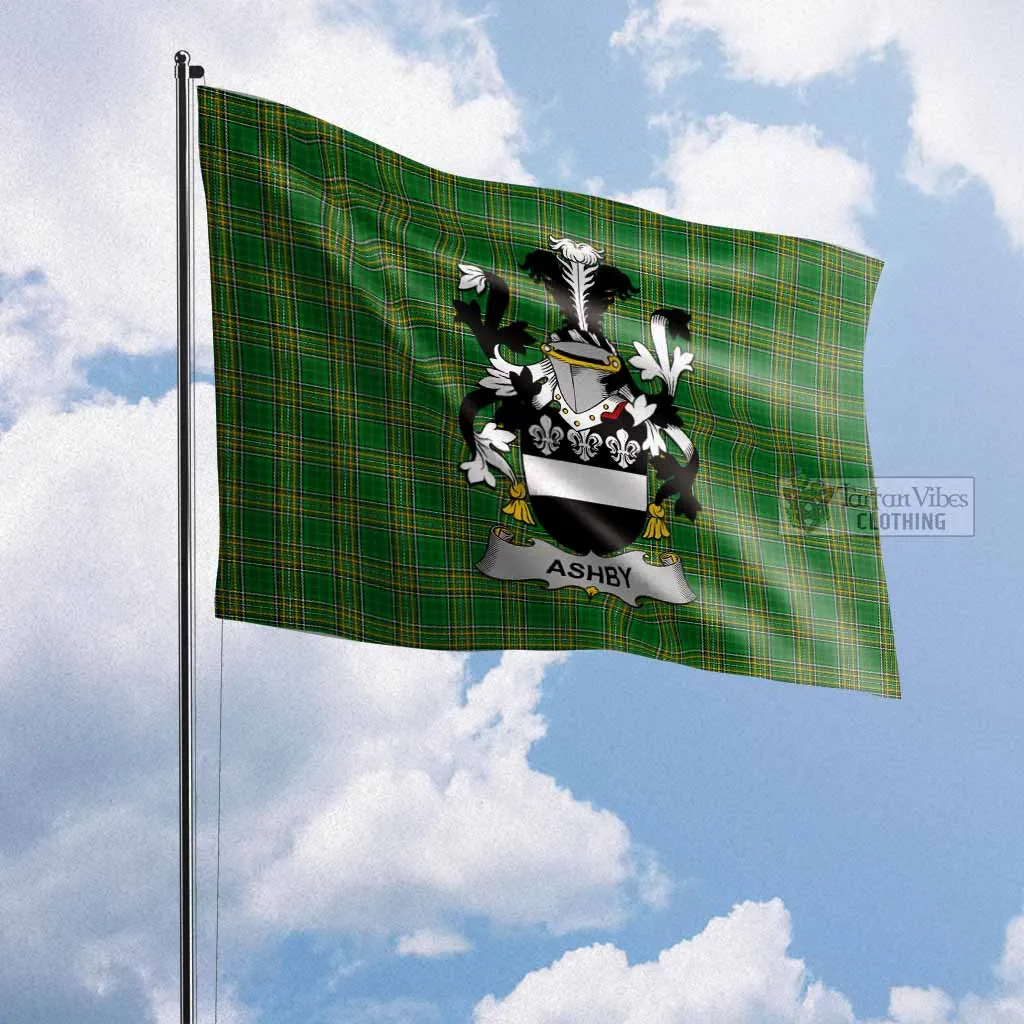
[[528, 414, 564, 456], [606, 428, 640, 469], [568, 428, 602, 463]]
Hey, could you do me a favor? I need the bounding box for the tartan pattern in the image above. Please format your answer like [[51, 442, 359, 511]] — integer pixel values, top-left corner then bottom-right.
[[198, 86, 899, 697]]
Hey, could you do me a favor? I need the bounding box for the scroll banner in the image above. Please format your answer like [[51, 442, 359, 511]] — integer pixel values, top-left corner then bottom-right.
[[477, 527, 696, 606]]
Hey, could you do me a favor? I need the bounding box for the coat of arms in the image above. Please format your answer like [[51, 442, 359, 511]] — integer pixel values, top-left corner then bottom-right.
[[454, 237, 700, 605]]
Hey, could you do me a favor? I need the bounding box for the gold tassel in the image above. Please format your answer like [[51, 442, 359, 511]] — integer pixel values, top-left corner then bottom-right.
[[502, 481, 535, 525], [643, 501, 670, 540]]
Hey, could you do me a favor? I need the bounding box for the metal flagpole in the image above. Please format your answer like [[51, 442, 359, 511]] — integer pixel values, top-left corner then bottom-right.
[[175, 48, 203, 1024]]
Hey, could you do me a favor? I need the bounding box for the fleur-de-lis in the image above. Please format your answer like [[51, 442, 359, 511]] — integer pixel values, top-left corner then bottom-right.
[[528, 414, 564, 456], [568, 428, 602, 463], [606, 428, 640, 469]]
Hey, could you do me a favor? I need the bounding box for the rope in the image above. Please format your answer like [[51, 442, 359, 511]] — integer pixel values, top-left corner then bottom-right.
[[213, 618, 225, 1024], [186, 63, 200, 1021], [184, 63, 224, 1024]]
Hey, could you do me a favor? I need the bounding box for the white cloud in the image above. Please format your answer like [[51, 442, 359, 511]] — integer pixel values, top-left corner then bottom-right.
[[0, 270, 90, 424], [0, 0, 531, 406], [242, 646, 656, 937], [396, 928, 472, 958], [615, 115, 875, 252], [474, 898, 856, 1023], [997, 916, 1024, 989], [612, 0, 894, 88], [0, 391, 232, 1024], [0, 386, 663, 1021], [612, 0, 1024, 247], [474, 899, 1024, 1024], [885, 986, 956, 1023]]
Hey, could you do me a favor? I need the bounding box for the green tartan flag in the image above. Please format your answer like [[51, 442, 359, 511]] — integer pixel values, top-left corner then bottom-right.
[[197, 85, 899, 697]]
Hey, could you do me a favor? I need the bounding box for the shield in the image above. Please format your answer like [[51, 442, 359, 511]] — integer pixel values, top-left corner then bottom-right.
[[521, 403, 649, 555]]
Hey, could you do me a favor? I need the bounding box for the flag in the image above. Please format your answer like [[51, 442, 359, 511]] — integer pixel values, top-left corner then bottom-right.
[[197, 86, 899, 696]]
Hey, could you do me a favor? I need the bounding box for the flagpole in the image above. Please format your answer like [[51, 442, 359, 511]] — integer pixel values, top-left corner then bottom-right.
[[175, 48, 202, 1024]]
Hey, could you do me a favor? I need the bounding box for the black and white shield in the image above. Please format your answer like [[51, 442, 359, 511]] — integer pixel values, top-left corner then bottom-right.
[[521, 403, 649, 556], [455, 235, 701, 582]]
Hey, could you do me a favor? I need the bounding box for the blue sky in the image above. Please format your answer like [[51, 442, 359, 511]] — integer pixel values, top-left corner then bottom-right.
[[1, 1, 1023, 1022]]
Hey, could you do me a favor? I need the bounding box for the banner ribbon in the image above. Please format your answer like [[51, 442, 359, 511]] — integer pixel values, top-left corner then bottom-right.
[[477, 527, 696, 606]]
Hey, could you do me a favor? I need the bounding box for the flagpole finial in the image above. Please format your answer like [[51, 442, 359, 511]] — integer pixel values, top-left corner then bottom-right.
[[175, 50, 204, 78]]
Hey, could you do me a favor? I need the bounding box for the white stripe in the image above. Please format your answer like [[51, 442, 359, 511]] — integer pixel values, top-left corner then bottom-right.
[[523, 454, 647, 510]]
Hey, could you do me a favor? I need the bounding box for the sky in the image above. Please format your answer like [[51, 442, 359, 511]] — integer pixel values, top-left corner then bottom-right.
[[1, 1, 1023, 1022]]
